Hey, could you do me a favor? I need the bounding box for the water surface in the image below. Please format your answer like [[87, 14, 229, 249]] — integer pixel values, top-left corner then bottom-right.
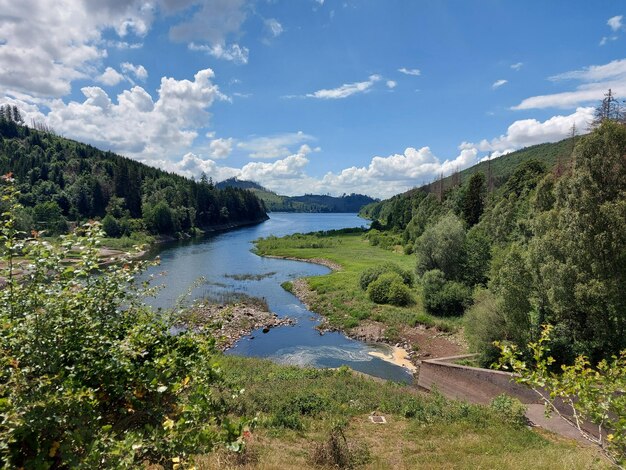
[[143, 213, 413, 383]]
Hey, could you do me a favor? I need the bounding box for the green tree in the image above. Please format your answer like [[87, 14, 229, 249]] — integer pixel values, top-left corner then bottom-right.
[[415, 213, 466, 281], [144, 200, 179, 235], [461, 172, 486, 227], [529, 121, 626, 363], [0, 177, 248, 467], [498, 325, 626, 467]]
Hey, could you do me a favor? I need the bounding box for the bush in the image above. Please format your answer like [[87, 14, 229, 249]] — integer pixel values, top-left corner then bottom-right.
[[101, 213, 121, 237], [0, 179, 247, 468], [310, 421, 370, 469], [359, 262, 414, 291], [464, 288, 508, 366], [489, 394, 527, 428], [422, 269, 472, 316], [387, 279, 413, 306], [367, 272, 403, 304]]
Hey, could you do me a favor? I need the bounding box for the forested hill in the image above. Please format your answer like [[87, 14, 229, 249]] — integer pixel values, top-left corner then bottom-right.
[[353, 121, 626, 368], [359, 136, 576, 224], [0, 118, 267, 238], [217, 177, 378, 212]]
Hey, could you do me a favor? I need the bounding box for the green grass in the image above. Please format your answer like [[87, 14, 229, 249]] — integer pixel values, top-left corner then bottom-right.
[[197, 355, 608, 469], [100, 231, 155, 250], [254, 232, 460, 335]]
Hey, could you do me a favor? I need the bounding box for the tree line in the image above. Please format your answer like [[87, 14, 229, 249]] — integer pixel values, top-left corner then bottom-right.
[[360, 99, 626, 368], [0, 114, 267, 238]]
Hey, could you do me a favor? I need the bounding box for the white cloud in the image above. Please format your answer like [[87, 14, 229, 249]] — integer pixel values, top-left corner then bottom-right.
[[121, 62, 148, 81], [209, 138, 234, 158], [464, 107, 593, 152], [608, 15, 623, 32], [386, 80, 397, 89], [188, 42, 249, 64], [511, 62, 523, 71], [306, 74, 382, 99], [515, 59, 626, 109], [0, 0, 156, 97], [398, 67, 421, 76], [18, 69, 227, 164], [0, 0, 252, 98], [237, 131, 315, 159], [549, 58, 626, 82], [492, 79, 508, 89], [96, 67, 125, 86], [265, 18, 284, 38], [168, 0, 248, 45]]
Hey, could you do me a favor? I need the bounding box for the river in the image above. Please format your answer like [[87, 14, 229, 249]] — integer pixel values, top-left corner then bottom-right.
[[142, 212, 413, 383]]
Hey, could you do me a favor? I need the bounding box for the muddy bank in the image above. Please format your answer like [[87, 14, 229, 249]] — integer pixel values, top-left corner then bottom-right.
[[178, 299, 295, 351]]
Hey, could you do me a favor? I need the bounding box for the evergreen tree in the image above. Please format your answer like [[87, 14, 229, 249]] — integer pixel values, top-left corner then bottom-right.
[[461, 172, 486, 227]]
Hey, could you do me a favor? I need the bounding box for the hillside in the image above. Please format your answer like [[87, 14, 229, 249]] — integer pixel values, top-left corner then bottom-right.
[[217, 177, 378, 212], [0, 119, 267, 238], [360, 136, 576, 223]]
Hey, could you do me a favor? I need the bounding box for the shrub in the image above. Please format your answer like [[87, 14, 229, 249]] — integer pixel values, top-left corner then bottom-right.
[[489, 394, 527, 427], [101, 213, 121, 237], [464, 288, 508, 366], [386, 279, 413, 306], [310, 421, 370, 469], [359, 262, 414, 291], [0, 178, 247, 468], [367, 272, 403, 304], [422, 269, 471, 316]]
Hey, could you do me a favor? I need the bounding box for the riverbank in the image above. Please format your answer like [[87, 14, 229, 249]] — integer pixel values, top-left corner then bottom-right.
[[255, 232, 466, 372]]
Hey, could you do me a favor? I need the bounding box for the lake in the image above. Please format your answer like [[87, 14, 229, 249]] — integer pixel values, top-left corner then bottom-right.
[[142, 212, 413, 383]]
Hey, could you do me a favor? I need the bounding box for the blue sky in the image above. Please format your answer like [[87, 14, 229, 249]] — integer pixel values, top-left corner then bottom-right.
[[1, 1, 625, 197]]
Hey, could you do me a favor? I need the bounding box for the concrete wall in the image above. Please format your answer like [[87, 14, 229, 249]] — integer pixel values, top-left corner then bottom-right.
[[417, 354, 539, 405], [417, 354, 601, 438]]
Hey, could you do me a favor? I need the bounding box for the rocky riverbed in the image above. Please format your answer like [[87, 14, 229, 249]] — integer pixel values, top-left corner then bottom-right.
[[178, 299, 295, 351]]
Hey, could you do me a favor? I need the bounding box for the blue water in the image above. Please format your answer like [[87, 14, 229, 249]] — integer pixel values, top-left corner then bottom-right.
[[142, 213, 413, 383]]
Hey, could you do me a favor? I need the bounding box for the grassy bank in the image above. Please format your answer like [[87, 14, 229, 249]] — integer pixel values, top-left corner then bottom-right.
[[254, 231, 461, 340], [196, 355, 607, 469]]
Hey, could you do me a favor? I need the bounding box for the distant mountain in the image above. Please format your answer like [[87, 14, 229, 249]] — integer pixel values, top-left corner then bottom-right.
[[216, 178, 379, 212], [215, 178, 267, 191]]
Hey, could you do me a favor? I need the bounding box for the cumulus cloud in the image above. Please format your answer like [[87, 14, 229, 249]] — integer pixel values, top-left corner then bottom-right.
[[18, 69, 227, 164], [306, 74, 382, 99], [188, 42, 249, 64], [511, 62, 523, 71], [237, 131, 315, 159], [492, 79, 508, 89], [463, 107, 593, 152], [514, 59, 626, 109], [209, 138, 234, 158], [0, 0, 156, 97], [386, 80, 397, 89], [398, 67, 421, 76], [96, 67, 125, 86], [0, 0, 252, 98], [121, 62, 148, 81]]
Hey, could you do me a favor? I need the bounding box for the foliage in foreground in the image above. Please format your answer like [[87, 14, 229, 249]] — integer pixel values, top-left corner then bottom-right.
[[0, 178, 246, 468], [498, 325, 626, 468]]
